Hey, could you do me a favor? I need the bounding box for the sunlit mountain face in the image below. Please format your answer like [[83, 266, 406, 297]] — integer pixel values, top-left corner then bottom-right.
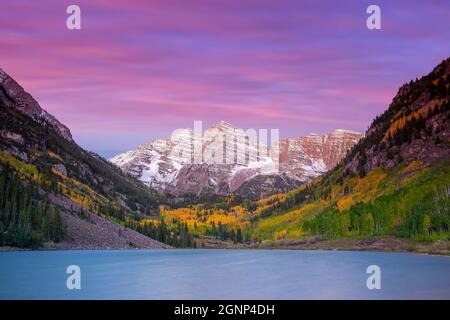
[[109, 121, 362, 198]]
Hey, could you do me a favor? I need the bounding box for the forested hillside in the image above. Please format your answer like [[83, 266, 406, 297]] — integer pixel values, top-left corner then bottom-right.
[[162, 58, 449, 246], [0, 67, 192, 249], [0, 163, 64, 248]]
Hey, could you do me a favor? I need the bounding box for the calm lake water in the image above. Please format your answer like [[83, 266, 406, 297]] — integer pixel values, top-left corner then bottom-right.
[[0, 249, 449, 299]]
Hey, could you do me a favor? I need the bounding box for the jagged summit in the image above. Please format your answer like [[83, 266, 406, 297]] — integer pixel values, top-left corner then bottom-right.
[[212, 120, 235, 129], [110, 122, 363, 198], [0, 68, 73, 142], [332, 128, 362, 135]]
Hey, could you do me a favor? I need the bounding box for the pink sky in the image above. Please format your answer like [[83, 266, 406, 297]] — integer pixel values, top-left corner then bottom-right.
[[1, 0, 450, 157]]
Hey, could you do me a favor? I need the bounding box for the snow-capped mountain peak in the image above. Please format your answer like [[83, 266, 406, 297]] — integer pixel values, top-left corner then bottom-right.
[[109, 122, 363, 197]]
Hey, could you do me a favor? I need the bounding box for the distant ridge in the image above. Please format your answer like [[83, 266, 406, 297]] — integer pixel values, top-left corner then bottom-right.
[[110, 121, 363, 199]]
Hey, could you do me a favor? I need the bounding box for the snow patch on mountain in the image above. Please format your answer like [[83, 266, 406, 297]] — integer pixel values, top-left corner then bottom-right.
[[109, 122, 363, 197]]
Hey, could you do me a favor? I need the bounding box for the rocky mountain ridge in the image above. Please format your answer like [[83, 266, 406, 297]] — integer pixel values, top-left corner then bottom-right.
[[343, 57, 450, 177], [0, 69, 73, 142], [110, 122, 363, 198], [0, 67, 168, 249]]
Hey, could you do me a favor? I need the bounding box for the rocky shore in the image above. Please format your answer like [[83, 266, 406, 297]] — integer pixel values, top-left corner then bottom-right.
[[257, 236, 450, 256], [41, 210, 171, 250]]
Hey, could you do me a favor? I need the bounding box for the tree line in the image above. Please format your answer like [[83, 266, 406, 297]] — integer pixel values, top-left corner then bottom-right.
[[207, 220, 244, 243], [131, 218, 197, 248], [0, 164, 65, 248], [302, 184, 450, 240]]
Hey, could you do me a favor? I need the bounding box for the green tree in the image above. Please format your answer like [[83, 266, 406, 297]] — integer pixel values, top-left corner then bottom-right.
[[236, 227, 243, 243], [422, 214, 431, 236]]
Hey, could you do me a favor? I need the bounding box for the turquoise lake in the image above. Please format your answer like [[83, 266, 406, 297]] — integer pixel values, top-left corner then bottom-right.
[[0, 249, 449, 299]]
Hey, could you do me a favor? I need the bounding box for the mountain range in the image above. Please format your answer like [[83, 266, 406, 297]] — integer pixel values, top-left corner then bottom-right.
[[110, 122, 362, 199], [0, 56, 448, 251]]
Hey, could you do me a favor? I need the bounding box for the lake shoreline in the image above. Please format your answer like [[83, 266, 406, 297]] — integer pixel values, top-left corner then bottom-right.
[[1, 236, 449, 256], [253, 236, 450, 256], [195, 235, 450, 256]]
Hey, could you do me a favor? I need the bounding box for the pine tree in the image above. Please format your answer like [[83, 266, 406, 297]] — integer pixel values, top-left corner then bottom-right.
[[218, 221, 224, 240], [230, 229, 236, 243], [437, 78, 446, 98], [0, 170, 6, 209], [53, 209, 64, 242], [236, 227, 243, 243], [211, 221, 217, 238], [0, 221, 4, 246], [422, 214, 431, 236]]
